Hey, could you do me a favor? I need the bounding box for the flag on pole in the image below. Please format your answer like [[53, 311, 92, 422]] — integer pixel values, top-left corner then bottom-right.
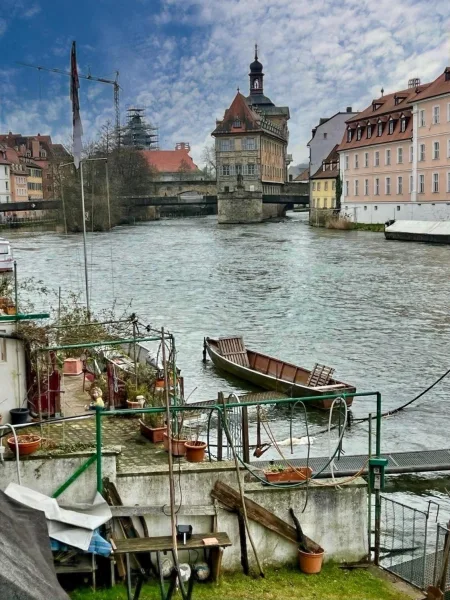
[[70, 41, 83, 169]]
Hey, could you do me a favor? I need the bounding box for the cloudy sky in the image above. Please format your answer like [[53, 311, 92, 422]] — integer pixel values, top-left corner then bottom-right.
[[0, 0, 449, 166]]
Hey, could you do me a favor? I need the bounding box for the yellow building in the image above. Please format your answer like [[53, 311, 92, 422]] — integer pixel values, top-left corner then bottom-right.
[[26, 161, 43, 201], [310, 146, 339, 209]]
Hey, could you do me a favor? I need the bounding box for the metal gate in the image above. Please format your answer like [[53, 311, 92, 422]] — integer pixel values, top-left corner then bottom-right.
[[379, 496, 447, 591]]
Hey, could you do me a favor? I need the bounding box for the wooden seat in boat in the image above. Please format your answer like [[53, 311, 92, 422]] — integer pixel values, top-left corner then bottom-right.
[[217, 336, 250, 368], [306, 364, 335, 387]]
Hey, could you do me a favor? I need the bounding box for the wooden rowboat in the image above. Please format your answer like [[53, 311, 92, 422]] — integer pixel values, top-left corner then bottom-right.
[[205, 336, 355, 410]]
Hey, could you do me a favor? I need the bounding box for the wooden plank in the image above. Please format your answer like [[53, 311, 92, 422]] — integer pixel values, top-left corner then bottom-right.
[[110, 505, 217, 517], [211, 481, 321, 552], [113, 532, 232, 555]]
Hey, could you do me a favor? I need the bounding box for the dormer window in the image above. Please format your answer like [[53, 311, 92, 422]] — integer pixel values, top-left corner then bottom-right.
[[388, 120, 394, 135], [400, 117, 406, 133], [26, 150, 31, 157], [367, 124, 372, 139], [445, 68, 450, 82], [377, 122, 383, 136], [233, 117, 241, 128], [347, 129, 352, 142], [356, 127, 362, 141], [39, 150, 47, 158], [373, 102, 382, 111]]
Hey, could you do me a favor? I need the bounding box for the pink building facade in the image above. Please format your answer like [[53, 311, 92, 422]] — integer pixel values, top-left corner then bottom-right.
[[338, 68, 450, 223]]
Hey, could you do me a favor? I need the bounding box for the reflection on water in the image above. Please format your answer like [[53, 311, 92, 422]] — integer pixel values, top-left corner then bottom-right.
[[10, 213, 450, 501]]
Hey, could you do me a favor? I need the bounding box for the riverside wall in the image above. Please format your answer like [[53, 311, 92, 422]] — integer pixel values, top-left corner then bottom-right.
[[0, 451, 368, 569]]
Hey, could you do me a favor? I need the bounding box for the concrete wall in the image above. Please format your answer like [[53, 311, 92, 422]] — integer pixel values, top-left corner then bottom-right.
[[116, 463, 368, 569], [262, 203, 286, 220], [0, 451, 117, 504], [340, 200, 450, 224], [218, 190, 263, 224], [0, 452, 368, 569]]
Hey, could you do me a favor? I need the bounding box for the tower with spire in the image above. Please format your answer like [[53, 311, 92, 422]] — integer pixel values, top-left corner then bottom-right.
[[212, 47, 291, 216]]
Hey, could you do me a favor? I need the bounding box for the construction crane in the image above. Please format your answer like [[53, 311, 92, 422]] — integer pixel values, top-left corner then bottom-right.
[[17, 61, 121, 141]]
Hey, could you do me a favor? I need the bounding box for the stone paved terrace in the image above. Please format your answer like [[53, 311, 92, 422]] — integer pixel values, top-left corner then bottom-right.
[[15, 415, 171, 472]]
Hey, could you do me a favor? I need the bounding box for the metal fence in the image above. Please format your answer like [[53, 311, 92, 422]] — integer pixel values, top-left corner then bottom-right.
[[379, 495, 450, 592]]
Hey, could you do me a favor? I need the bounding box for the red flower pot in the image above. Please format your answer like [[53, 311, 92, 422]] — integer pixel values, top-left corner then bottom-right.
[[7, 434, 41, 456], [298, 548, 324, 574], [163, 433, 187, 457], [139, 420, 167, 443], [185, 441, 207, 463]]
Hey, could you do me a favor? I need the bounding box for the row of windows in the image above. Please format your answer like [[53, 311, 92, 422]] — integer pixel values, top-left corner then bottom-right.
[[219, 164, 257, 176], [262, 138, 282, 156], [344, 173, 450, 196], [27, 168, 42, 178], [28, 182, 42, 191], [16, 188, 28, 196], [311, 198, 335, 208], [347, 116, 408, 142], [312, 180, 336, 191], [263, 164, 283, 179], [419, 103, 450, 127], [15, 176, 26, 184], [345, 140, 450, 171], [218, 138, 257, 151]]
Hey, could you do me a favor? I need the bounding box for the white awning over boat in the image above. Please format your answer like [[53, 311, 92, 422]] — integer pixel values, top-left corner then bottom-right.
[[385, 220, 450, 235]]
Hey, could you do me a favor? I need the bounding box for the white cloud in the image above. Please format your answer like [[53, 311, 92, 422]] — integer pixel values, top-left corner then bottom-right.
[[5, 0, 450, 168], [23, 4, 41, 18]]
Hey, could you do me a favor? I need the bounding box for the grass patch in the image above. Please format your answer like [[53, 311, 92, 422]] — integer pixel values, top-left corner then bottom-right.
[[69, 564, 411, 600], [326, 216, 384, 232]]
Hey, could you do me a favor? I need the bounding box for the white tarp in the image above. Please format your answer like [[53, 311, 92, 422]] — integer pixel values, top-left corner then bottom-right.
[[385, 220, 450, 235], [5, 483, 111, 551]]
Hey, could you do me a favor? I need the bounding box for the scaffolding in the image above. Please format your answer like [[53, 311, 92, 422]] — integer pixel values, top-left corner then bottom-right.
[[121, 108, 159, 150]]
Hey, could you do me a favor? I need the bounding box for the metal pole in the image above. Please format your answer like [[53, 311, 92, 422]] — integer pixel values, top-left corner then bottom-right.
[[368, 412, 372, 563], [95, 406, 103, 493], [80, 160, 90, 317], [161, 328, 180, 580], [374, 393, 382, 566], [105, 160, 111, 231]]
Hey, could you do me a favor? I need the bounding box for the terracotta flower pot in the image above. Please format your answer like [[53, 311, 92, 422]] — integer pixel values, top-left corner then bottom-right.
[[185, 441, 207, 463], [298, 548, 324, 574], [163, 433, 187, 457], [264, 466, 313, 484], [139, 419, 167, 443], [7, 434, 41, 456], [127, 400, 141, 409]]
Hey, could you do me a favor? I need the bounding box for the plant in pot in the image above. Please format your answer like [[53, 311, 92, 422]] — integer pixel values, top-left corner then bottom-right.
[[289, 508, 324, 574], [7, 434, 41, 457], [163, 415, 188, 457], [184, 415, 207, 463], [125, 380, 149, 410], [263, 462, 313, 484], [139, 392, 167, 443]]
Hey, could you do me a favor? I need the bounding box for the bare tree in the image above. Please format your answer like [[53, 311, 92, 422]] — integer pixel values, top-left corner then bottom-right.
[[201, 142, 216, 179]]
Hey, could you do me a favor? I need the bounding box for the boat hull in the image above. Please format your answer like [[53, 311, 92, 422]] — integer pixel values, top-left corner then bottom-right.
[[206, 341, 354, 410]]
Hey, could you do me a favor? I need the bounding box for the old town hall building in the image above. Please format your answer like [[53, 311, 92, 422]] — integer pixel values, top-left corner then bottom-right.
[[212, 48, 291, 199]]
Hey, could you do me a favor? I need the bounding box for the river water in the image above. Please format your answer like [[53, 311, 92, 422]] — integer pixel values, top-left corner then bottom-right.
[[8, 213, 450, 511]]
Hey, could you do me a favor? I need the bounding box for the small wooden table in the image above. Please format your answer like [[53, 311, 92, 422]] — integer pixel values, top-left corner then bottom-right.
[[113, 532, 232, 600]]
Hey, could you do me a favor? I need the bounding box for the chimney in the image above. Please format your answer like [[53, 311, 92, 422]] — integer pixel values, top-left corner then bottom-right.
[[346, 107, 352, 113]]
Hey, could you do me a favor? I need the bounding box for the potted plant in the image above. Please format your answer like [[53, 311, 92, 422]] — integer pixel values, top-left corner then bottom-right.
[[163, 415, 187, 457], [139, 392, 167, 443], [263, 464, 313, 484], [7, 434, 41, 456], [184, 415, 207, 463]]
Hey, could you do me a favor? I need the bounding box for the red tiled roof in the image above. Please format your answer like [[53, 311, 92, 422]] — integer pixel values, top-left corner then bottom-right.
[[294, 167, 309, 182], [311, 145, 340, 179], [346, 85, 429, 123], [141, 149, 199, 173], [409, 68, 450, 103], [212, 92, 260, 135]]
